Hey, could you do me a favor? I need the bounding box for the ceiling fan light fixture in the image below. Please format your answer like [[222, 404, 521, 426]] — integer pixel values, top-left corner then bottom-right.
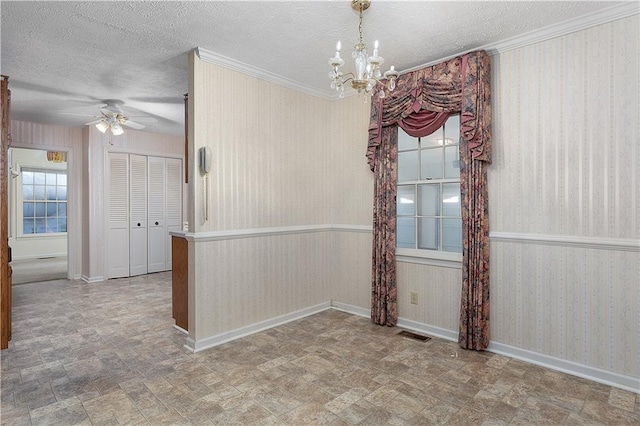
[[110, 123, 124, 136], [95, 121, 110, 133]]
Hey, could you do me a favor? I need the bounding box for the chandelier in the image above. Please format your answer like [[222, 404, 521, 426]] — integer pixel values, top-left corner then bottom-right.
[[328, 0, 398, 99]]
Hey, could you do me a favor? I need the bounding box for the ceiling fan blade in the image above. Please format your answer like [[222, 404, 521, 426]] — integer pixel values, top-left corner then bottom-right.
[[122, 120, 145, 130], [85, 119, 104, 126], [59, 112, 101, 118], [124, 116, 157, 124]]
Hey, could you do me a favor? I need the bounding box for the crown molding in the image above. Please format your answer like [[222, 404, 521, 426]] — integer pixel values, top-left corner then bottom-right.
[[382, 2, 640, 77], [195, 47, 333, 100], [196, 3, 638, 102], [482, 1, 639, 57]]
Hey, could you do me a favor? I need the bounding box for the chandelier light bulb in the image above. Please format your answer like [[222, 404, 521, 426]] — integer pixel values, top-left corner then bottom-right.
[[328, 0, 398, 100]]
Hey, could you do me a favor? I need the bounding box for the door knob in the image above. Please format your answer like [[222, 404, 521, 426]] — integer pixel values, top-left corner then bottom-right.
[[137, 223, 141, 227], [155, 221, 159, 225]]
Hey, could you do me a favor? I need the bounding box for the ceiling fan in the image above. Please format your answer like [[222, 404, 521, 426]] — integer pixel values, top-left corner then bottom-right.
[[84, 101, 156, 136], [60, 100, 157, 136]]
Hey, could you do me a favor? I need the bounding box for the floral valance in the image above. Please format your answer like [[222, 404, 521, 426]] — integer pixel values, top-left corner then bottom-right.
[[367, 50, 492, 168]]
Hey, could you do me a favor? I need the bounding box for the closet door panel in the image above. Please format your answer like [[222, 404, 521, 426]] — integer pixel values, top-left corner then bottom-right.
[[129, 155, 147, 276], [108, 153, 129, 279], [165, 158, 182, 270], [147, 156, 166, 273]]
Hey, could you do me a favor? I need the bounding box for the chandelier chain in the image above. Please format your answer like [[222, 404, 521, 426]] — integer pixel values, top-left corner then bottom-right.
[[358, 6, 364, 45]]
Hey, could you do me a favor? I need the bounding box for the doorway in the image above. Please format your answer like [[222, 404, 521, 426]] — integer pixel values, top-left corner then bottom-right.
[[7, 147, 68, 284]]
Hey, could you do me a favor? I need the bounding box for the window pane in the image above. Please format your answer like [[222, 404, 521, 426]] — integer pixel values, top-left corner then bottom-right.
[[421, 128, 443, 147], [396, 186, 415, 216], [398, 129, 418, 151], [23, 218, 35, 234], [58, 202, 67, 216], [398, 151, 419, 182], [34, 185, 45, 200], [34, 172, 45, 184], [46, 186, 57, 200], [57, 186, 67, 201], [442, 218, 462, 253], [442, 183, 461, 217], [23, 202, 34, 217], [22, 171, 33, 184], [396, 217, 415, 248], [418, 218, 439, 250], [46, 173, 57, 185], [420, 148, 443, 180], [22, 185, 33, 200], [444, 114, 460, 145], [444, 145, 460, 178], [57, 173, 67, 186], [35, 218, 46, 233], [58, 218, 67, 232], [46, 203, 57, 217], [47, 218, 59, 233], [418, 184, 439, 216], [35, 202, 46, 217]]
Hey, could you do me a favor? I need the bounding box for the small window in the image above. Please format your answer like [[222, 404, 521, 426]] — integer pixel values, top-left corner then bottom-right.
[[21, 169, 67, 235], [396, 114, 462, 254]]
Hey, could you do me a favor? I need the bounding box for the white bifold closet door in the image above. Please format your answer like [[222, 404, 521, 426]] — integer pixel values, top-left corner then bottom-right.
[[147, 156, 166, 273], [107, 153, 130, 279], [108, 153, 182, 279], [129, 155, 148, 276]]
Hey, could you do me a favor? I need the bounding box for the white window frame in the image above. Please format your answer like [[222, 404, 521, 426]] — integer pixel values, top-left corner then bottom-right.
[[396, 117, 462, 269], [18, 167, 68, 238]]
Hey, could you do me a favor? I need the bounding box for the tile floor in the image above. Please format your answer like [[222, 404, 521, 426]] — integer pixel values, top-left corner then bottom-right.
[[1, 273, 638, 425]]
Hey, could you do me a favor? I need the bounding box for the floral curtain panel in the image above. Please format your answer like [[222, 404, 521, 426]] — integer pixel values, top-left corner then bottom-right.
[[367, 50, 492, 350]]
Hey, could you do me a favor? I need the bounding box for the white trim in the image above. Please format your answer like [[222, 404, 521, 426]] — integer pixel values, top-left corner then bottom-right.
[[196, 47, 332, 100], [484, 2, 639, 57], [331, 224, 373, 233], [396, 255, 462, 269], [10, 252, 67, 261], [173, 324, 188, 335], [331, 301, 371, 318], [80, 275, 104, 283], [71, 274, 81, 281], [184, 302, 332, 352], [197, 4, 638, 102], [488, 341, 640, 394], [490, 232, 639, 252], [396, 317, 459, 343], [401, 2, 640, 76], [171, 224, 373, 242], [332, 301, 460, 342]]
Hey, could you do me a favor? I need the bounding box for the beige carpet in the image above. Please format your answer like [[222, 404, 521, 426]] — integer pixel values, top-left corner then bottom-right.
[[10, 256, 67, 285]]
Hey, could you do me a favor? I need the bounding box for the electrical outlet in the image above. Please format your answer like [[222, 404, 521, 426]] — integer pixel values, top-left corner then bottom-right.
[[410, 292, 418, 305]]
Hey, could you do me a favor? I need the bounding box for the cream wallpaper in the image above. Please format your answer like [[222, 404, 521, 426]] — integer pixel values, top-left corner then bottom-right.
[[190, 57, 332, 232], [488, 15, 639, 380], [189, 57, 334, 345], [10, 121, 83, 279], [187, 15, 638, 388]]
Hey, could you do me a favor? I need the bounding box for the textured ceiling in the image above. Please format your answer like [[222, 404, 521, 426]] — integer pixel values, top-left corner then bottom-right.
[[0, 1, 632, 136]]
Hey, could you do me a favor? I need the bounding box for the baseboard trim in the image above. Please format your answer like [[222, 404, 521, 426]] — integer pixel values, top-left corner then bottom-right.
[[185, 302, 332, 352], [488, 341, 640, 394], [328, 301, 638, 393], [330, 301, 371, 318], [173, 325, 188, 335], [80, 275, 104, 283]]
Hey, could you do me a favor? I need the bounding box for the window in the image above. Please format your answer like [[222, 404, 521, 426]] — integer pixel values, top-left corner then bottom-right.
[[396, 114, 462, 256], [21, 169, 67, 235]]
